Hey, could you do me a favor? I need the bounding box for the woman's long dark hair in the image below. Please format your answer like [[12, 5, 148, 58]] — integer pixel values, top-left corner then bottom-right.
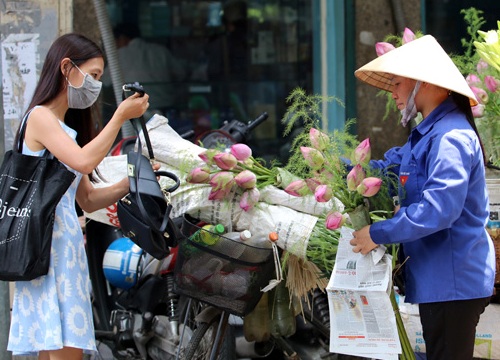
[[451, 92, 488, 166], [15, 33, 104, 149]]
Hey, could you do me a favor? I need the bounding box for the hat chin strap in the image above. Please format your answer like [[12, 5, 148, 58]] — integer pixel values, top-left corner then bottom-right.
[[400, 81, 422, 127]]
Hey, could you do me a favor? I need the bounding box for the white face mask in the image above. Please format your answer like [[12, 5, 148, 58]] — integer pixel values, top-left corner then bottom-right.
[[400, 81, 421, 127], [66, 62, 102, 109]]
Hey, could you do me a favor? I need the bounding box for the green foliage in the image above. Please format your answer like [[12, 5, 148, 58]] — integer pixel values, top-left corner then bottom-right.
[[450, 8, 485, 75], [306, 219, 340, 275], [281, 87, 356, 179], [281, 88, 397, 215], [282, 87, 345, 136], [460, 8, 486, 59]]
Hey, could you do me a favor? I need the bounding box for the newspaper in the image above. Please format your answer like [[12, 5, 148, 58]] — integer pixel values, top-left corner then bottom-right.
[[327, 227, 401, 359]]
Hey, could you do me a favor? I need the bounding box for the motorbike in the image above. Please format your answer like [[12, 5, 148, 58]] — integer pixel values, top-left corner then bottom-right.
[[86, 111, 334, 359]]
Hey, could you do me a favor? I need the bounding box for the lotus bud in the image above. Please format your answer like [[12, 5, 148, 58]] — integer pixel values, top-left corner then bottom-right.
[[186, 167, 210, 184], [213, 152, 238, 170], [402, 28, 416, 44], [300, 146, 325, 169], [315, 168, 335, 182], [357, 177, 382, 197], [208, 186, 232, 200], [309, 128, 330, 151], [234, 170, 257, 189], [484, 75, 499, 93], [347, 164, 365, 191], [466, 74, 481, 86], [325, 211, 345, 230], [472, 104, 485, 118], [209, 171, 234, 191], [477, 59, 489, 73], [314, 185, 333, 203], [240, 187, 260, 211], [284, 180, 310, 197], [375, 42, 395, 57], [352, 138, 371, 165], [305, 177, 322, 192], [470, 86, 489, 104], [242, 158, 254, 167], [198, 149, 218, 165], [230, 143, 252, 161]]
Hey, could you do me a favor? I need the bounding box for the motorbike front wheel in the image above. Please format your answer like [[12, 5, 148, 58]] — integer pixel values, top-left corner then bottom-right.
[[182, 309, 235, 360]]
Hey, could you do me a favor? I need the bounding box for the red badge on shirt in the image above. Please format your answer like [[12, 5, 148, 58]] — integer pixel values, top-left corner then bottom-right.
[[400, 175, 409, 187]]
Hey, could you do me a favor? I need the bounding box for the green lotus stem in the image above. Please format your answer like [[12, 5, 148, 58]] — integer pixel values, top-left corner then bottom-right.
[[390, 288, 415, 360]]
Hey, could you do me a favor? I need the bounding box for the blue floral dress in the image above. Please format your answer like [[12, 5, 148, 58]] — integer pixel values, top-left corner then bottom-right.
[[7, 112, 96, 356]]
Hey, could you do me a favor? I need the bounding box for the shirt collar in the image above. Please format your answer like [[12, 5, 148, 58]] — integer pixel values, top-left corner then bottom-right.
[[413, 96, 457, 137]]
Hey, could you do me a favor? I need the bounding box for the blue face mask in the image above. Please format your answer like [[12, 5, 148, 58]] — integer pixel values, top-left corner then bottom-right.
[[66, 62, 102, 109]]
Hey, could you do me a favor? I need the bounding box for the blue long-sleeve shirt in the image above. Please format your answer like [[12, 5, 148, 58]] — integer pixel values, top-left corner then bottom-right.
[[369, 97, 495, 303]]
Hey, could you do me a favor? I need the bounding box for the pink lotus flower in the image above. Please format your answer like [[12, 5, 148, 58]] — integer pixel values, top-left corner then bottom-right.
[[484, 75, 499, 93], [402, 28, 416, 44], [208, 186, 232, 200], [314, 168, 335, 182], [466, 74, 481, 86], [375, 42, 395, 56], [470, 86, 489, 104], [186, 167, 210, 184], [314, 185, 333, 203], [209, 171, 234, 191], [198, 149, 218, 165], [284, 180, 310, 197], [477, 59, 489, 74], [234, 170, 257, 189], [240, 187, 260, 211], [309, 128, 329, 151], [305, 177, 322, 192], [472, 104, 486, 118], [352, 138, 371, 165], [230, 143, 252, 161], [325, 211, 345, 230], [357, 177, 382, 197], [300, 146, 324, 169], [347, 164, 365, 191], [213, 152, 238, 170]]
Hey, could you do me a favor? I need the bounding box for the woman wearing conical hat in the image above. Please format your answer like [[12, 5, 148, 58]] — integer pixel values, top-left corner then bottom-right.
[[350, 35, 495, 360]]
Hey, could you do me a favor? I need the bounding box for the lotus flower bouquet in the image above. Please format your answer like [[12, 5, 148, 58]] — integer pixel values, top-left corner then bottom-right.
[[185, 143, 304, 212], [282, 125, 396, 232], [276, 89, 397, 274]]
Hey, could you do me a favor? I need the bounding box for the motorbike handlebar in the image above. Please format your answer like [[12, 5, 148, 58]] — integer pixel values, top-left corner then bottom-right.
[[246, 112, 268, 133]]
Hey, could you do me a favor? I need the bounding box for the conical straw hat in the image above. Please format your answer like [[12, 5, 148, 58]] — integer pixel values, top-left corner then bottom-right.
[[355, 35, 478, 106]]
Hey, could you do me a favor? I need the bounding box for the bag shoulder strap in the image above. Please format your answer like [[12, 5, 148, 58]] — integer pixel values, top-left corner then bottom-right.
[[139, 117, 155, 160], [17, 107, 50, 158]]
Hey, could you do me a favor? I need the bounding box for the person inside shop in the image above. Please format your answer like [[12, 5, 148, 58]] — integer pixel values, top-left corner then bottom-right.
[[105, 22, 187, 117], [350, 35, 495, 360], [7, 33, 150, 359], [205, 0, 249, 82]]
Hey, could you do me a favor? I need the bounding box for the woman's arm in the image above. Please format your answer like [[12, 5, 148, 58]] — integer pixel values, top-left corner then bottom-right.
[[76, 162, 161, 213], [76, 175, 128, 213], [25, 93, 149, 174]]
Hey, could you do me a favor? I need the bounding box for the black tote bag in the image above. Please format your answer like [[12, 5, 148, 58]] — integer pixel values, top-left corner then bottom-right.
[[0, 114, 76, 281]]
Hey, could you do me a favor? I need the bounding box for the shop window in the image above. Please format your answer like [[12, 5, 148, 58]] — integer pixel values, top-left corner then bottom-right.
[[425, 0, 500, 54], [103, 0, 313, 162]]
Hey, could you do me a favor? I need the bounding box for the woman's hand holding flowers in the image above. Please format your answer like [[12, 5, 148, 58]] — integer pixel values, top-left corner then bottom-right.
[[350, 225, 378, 255]]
